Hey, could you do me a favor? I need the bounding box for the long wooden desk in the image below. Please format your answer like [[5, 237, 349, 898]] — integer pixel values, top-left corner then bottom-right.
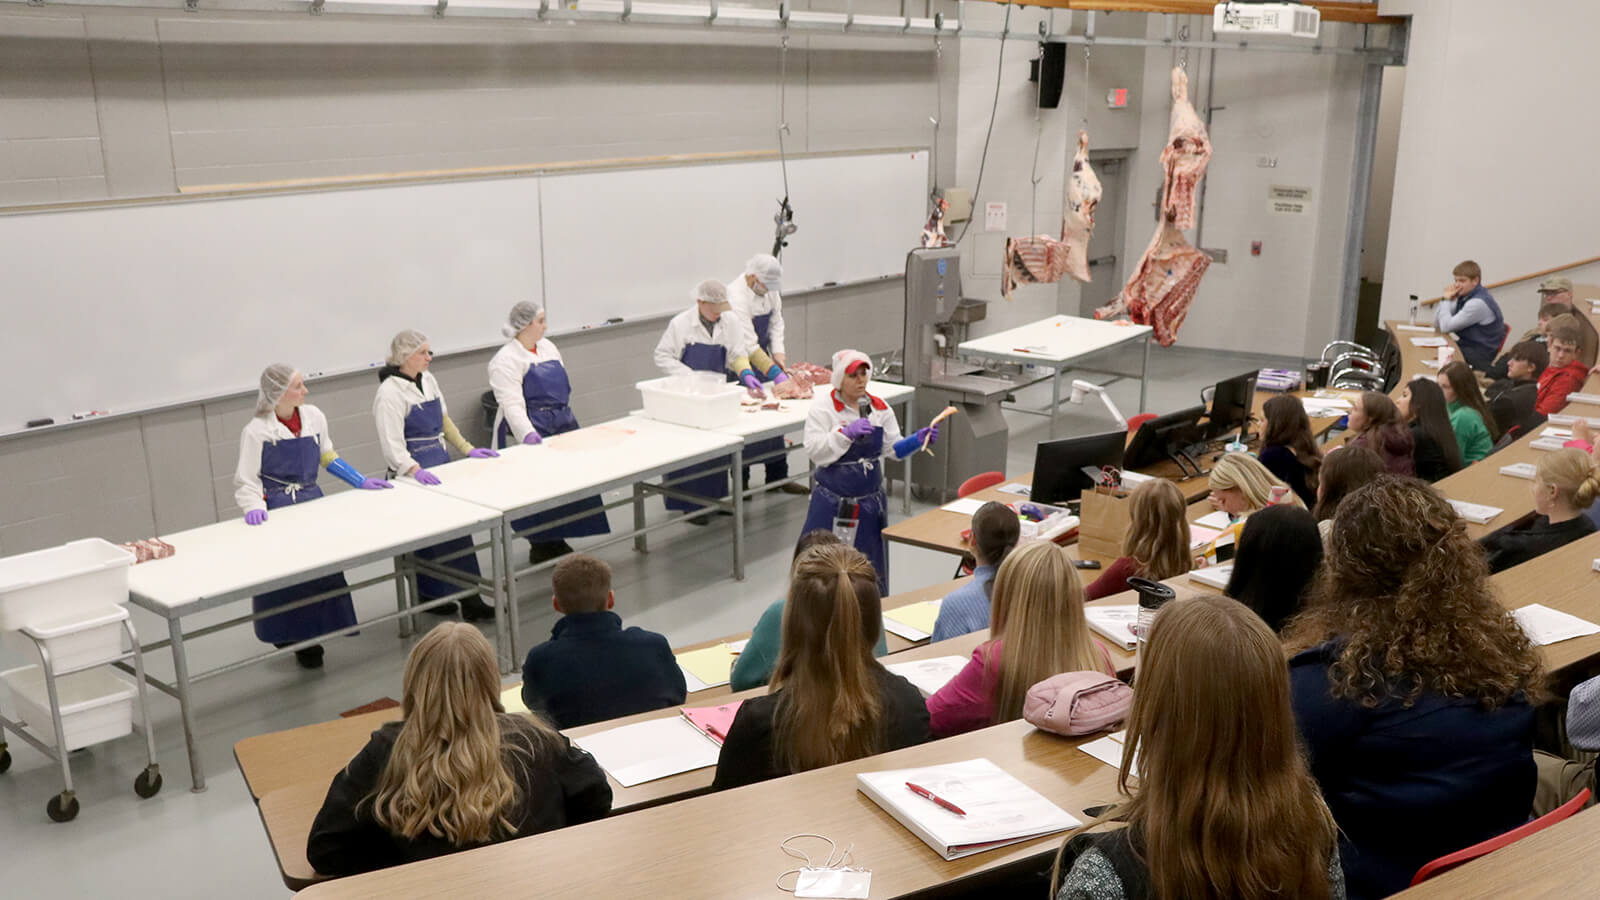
[[1386, 319, 1461, 392], [1391, 804, 1600, 899], [297, 718, 1125, 900]]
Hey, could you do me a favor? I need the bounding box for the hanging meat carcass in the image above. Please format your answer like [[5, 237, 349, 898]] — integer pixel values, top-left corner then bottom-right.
[[1161, 66, 1211, 230], [1001, 130, 1103, 300]]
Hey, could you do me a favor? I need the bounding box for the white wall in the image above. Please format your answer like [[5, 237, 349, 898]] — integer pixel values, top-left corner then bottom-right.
[[1380, 0, 1600, 339], [1361, 66, 1405, 284]]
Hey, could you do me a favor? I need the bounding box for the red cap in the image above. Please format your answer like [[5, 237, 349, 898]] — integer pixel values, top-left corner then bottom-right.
[[845, 360, 870, 375]]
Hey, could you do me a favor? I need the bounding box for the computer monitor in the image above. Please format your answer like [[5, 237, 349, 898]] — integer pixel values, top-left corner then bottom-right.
[[1030, 429, 1127, 505], [1123, 405, 1207, 472], [1205, 370, 1259, 441]]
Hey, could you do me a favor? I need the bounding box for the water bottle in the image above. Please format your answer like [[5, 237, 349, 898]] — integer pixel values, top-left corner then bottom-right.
[[1129, 577, 1177, 652], [1409, 294, 1420, 326]]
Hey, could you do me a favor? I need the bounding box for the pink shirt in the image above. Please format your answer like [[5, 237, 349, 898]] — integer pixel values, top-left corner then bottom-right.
[[927, 638, 1116, 738]]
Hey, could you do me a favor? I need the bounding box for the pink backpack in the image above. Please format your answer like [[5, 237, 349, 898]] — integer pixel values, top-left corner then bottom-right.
[[1023, 671, 1132, 736]]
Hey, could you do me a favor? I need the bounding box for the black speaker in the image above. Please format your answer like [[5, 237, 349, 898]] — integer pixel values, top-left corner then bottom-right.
[[1032, 42, 1066, 109]]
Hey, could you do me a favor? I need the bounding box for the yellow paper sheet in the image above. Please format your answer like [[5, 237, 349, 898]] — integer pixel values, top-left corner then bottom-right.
[[676, 644, 738, 687], [501, 684, 528, 715], [883, 600, 942, 635]]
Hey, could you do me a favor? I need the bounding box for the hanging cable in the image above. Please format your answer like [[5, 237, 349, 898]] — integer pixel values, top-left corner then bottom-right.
[[1081, 16, 1092, 132], [772, 33, 797, 258], [953, 1, 1011, 246]]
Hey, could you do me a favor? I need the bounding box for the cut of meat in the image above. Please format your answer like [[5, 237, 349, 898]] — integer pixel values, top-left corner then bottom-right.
[[1063, 130, 1103, 282], [1002, 235, 1070, 300], [1161, 67, 1211, 231], [1095, 220, 1210, 348]]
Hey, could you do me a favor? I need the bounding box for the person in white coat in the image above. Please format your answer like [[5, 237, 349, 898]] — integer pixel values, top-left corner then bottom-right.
[[653, 280, 764, 523], [373, 330, 499, 622], [488, 302, 612, 564], [801, 350, 937, 594], [727, 254, 807, 496], [236, 364, 393, 668]]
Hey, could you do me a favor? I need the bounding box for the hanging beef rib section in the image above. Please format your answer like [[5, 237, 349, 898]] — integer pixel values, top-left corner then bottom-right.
[[1161, 66, 1211, 231], [1001, 130, 1103, 300]]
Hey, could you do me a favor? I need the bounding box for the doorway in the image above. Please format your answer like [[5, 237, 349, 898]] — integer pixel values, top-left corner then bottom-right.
[[1075, 153, 1128, 318]]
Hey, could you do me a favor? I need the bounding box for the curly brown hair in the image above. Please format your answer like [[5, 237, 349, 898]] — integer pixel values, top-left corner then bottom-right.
[[1283, 475, 1544, 709]]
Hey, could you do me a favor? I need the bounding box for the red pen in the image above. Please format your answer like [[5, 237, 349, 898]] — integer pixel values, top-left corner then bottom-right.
[[906, 782, 967, 817]]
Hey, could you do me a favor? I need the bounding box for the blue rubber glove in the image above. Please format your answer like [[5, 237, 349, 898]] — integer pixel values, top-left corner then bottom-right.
[[741, 372, 764, 393], [523, 431, 542, 446], [361, 477, 393, 490], [414, 468, 441, 486], [841, 418, 875, 440], [468, 447, 499, 459], [245, 509, 267, 526], [892, 426, 938, 459], [326, 456, 369, 489]]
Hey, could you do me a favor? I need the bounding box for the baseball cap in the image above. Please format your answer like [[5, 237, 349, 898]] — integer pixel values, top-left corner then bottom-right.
[[1538, 276, 1573, 294]]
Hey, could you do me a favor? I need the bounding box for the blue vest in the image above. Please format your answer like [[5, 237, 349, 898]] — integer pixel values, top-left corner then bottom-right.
[[1451, 284, 1504, 368]]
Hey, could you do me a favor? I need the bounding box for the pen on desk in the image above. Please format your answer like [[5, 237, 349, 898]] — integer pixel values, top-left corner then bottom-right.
[[906, 782, 967, 816], [1013, 348, 1034, 354]]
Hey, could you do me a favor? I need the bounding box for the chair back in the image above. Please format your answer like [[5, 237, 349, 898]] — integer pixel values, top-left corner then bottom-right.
[[1408, 788, 1593, 886], [957, 471, 1006, 498]]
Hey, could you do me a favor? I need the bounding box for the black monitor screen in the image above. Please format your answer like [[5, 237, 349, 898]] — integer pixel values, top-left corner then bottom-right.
[[1031, 430, 1127, 504], [1206, 371, 1259, 441], [1123, 405, 1207, 471]]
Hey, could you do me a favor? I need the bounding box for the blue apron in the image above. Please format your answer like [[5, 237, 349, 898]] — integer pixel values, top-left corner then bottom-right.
[[666, 341, 733, 513], [251, 432, 357, 644], [743, 312, 788, 480], [1451, 285, 1505, 371], [800, 424, 889, 594], [751, 311, 774, 353], [397, 397, 484, 602], [496, 359, 611, 539]]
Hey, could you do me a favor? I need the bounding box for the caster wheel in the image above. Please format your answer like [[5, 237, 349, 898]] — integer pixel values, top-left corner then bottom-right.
[[134, 766, 163, 799], [47, 791, 79, 823], [0, 747, 11, 774]]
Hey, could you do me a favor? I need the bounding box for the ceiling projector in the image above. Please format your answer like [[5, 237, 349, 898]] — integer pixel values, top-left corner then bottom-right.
[[1213, 2, 1321, 39]]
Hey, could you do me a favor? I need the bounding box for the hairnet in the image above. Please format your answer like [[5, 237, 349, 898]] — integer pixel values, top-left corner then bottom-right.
[[744, 254, 783, 294], [255, 363, 298, 418], [386, 329, 429, 367], [694, 279, 729, 306], [503, 301, 544, 338]]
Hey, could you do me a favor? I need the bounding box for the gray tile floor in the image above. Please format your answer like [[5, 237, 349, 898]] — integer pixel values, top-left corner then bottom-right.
[[0, 345, 1290, 898]]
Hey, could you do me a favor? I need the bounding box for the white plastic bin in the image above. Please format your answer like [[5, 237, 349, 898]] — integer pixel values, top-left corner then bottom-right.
[[7, 605, 130, 672], [0, 538, 135, 631], [1, 665, 135, 751], [636, 374, 747, 429]]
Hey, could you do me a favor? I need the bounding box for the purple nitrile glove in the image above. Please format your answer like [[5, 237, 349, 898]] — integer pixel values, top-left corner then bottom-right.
[[361, 477, 394, 490], [245, 509, 268, 526], [741, 373, 764, 393], [772, 371, 789, 384], [841, 418, 875, 440], [523, 431, 543, 446], [414, 468, 441, 486], [918, 425, 940, 446], [468, 447, 499, 459]]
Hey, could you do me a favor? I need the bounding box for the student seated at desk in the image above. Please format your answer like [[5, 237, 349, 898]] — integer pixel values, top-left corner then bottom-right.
[[1284, 476, 1544, 900], [1478, 448, 1599, 574], [929, 502, 1021, 640], [308, 624, 612, 876], [1312, 446, 1385, 543], [1225, 505, 1323, 633], [1537, 316, 1591, 417], [1432, 259, 1504, 372], [1052, 595, 1343, 900], [731, 531, 887, 692], [520, 554, 685, 728], [926, 541, 1114, 738], [1437, 361, 1498, 463], [712, 544, 930, 790], [1486, 340, 1548, 442], [1395, 377, 1463, 483], [1257, 394, 1323, 508], [1484, 300, 1559, 381], [1084, 479, 1190, 601], [1535, 671, 1600, 816], [1196, 453, 1302, 565], [1344, 391, 1414, 477]]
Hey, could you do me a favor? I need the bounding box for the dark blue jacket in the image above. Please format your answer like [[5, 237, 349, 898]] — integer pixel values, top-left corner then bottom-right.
[[521, 611, 687, 729], [1446, 284, 1505, 371], [1290, 643, 1534, 900]]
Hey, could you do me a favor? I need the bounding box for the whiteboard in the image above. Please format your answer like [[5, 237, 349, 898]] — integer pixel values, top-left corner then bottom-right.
[[539, 150, 929, 326]]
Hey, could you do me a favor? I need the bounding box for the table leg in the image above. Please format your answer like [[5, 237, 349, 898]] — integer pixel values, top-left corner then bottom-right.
[[632, 483, 649, 554], [902, 394, 915, 514], [487, 521, 511, 672], [1050, 367, 1062, 439], [1140, 337, 1151, 413], [732, 447, 745, 581], [167, 620, 206, 792], [394, 555, 413, 640], [500, 520, 521, 671]]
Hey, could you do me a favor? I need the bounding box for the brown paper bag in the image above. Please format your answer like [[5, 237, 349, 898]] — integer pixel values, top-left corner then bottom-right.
[[1077, 486, 1132, 563]]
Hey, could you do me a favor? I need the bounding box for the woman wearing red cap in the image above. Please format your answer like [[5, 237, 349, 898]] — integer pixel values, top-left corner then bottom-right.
[[800, 350, 937, 593]]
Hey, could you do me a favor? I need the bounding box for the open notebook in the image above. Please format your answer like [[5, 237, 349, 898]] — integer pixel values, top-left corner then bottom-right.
[[883, 600, 942, 642], [857, 758, 1081, 860], [1085, 605, 1138, 651], [884, 656, 968, 697]]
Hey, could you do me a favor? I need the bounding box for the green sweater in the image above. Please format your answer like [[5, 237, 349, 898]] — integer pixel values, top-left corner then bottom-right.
[[1448, 401, 1493, 463], [730, 597, 890, 692]]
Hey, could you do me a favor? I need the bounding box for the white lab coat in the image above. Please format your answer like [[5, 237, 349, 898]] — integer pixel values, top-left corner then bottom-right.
[[372, 371, 450, 476], [726, 275, 785, 357], [234, 404, 336, 515], [652, 308, 756, 377], [487, 337, 564, 445], [803, 389, 905, 467]]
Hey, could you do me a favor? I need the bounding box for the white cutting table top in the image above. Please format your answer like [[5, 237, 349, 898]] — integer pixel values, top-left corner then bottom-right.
[[127, 482, 500, 615], [661, 380, 916, 440], [418, 415, 743, 515], [958, 314, 1152, 365]]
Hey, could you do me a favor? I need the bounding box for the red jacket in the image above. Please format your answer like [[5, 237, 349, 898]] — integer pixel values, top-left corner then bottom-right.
[[1536, 362, 1590, 415]]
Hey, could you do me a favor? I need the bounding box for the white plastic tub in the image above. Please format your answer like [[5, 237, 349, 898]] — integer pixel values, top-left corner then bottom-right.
[[7, 605, 130, 673], [0, 538, 135, 632], [636, 374, 747, 430], [1, 665, 135, 751]]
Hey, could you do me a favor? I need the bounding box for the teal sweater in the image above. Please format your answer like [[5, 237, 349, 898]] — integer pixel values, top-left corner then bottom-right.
[[730, 597, 890, 692], [1447, 401, 1493, 463]]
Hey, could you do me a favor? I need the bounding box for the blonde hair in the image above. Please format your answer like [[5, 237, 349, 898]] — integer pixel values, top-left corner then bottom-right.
[[1209, 452, 1304, 512], [770, 543, 886, 774], [987, 542, 1106, 722], [368, 624, 558, 845], [1054, 595, 1338, 900], [1122, 479, 1193, 581], [1537, 447, 1600, 511]]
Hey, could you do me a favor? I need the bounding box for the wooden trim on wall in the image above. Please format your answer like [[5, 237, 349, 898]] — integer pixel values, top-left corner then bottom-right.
[[961, 0, 1404, 26], [1419, 256, 1600, 306]]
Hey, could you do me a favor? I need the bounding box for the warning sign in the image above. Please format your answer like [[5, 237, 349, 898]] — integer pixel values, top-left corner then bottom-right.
[[1269, 185, 1312, 215]]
